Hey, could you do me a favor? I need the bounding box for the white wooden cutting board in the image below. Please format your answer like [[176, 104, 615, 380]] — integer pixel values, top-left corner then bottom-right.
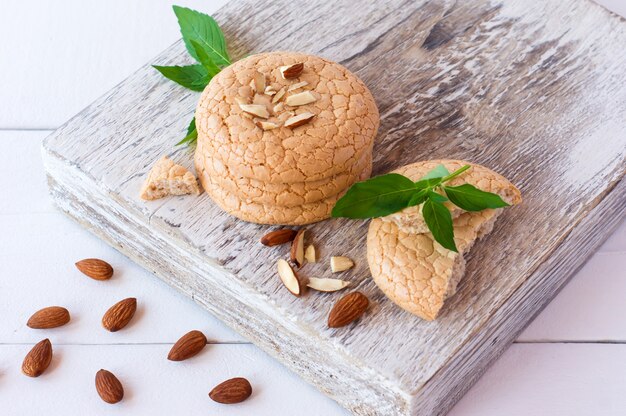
[[41, 0, 626, 414]]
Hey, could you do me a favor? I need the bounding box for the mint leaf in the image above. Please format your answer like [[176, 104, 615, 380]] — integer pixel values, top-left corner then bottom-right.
[[173, 5, 231, 67], [190, 40, 221, 76], [426, 190, 448, 203], [332, 174, 417, 218], [153, 64, 209, 91], [422, 199, 457, 252], [176, 117, 197, 146], [186, 117, 196, 135], [414, 177, 443, 190], [443, 184, 509, 211], [441, 164, 471, 182], [407, 189, 429, 207], [422, 164, 450, 180]]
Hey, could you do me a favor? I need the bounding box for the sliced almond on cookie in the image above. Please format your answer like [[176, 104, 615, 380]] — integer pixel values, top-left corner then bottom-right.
[[285, 91, 317, 107], [253, 71, 266, 92], [288, 81, 309, 92], [279, 63, 304, 79], [256, 120, 280, 130], [290, 229, 306, 267], [307, 278, 350, 292], [330, 256, 354, 273], [239, 104, 270, 119], [277, 259, 303, 297], [272, 87, 286, 103], [284, 112, 315, 128]]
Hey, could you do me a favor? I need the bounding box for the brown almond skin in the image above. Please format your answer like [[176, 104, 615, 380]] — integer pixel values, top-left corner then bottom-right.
[[95, 369, 124, 404], [260, 229, 297, 246], [102, 298, 137, 332], [289, 229, 306, 267], [209, 377, 252, 404], [22, 338, 53, 377], [27, 306, 71, 329], [328, 292, 369, 328], [168, 330, 207, 361], [75, 258, 113, 280], [281, 62, 304, 78]]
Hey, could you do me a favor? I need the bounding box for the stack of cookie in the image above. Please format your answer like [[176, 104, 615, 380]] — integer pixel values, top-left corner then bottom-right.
[[194, 52, 379, 225]]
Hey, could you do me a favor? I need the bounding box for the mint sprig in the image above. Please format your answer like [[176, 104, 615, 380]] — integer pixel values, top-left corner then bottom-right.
[[331, 165, 510, 252], [153, 6, 232, 146]]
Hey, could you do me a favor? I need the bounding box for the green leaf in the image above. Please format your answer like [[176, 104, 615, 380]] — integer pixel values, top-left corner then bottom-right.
[[190, 40, 221, 76], [422, 164, 450, 180], [422, 199, 457, 252], [441, 164, 471, 183], [407, 189, 429, 207], [176, 117, 197, 146], [186, 117, 196, 135], [153, 64, 209, 91], [443, 184, 509, 211], [173, 5, 231, 67], [332, 174, 417, 218], [427, 190, 448, 203], [414, 177, 443, 190]]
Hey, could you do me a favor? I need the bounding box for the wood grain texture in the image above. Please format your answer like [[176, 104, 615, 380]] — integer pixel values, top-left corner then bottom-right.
[[42, 0, 626, 415]]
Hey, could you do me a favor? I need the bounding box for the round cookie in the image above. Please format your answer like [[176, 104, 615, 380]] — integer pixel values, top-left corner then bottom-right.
[[194, 51, 379, 184], [200, 160, 372, 225], [196, 135, 372, 207]]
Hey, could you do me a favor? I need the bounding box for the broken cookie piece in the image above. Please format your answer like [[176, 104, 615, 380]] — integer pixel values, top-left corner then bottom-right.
[[367, 160, 521, 320], [140, 156, 200, 200]]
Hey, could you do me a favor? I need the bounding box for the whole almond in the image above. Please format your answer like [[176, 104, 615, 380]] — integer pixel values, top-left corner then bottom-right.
[[27, 306, 71, 329], [22, 338, 53, 377], [95, 369, 124, 404], [209, 377, 252, 404], [102, 298, 137, 332], [328, 292, 369, 328], [260, 229, 297, 246], [168, 330, 207, 361], [75, 258, 113, 280]]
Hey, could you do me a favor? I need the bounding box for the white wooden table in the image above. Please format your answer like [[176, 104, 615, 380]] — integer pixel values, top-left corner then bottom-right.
[[1, 1, 625, 414]]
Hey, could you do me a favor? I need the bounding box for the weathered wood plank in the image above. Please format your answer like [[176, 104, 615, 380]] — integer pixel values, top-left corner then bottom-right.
[[42, 0, 626, 414]]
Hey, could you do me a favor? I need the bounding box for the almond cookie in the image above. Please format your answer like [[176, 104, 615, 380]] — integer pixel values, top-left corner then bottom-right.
[[197, 136, 372, 207], [140, 156, 200, 200], [366, 160, 521, 320], [382, 160, 522, 234], [194, 51, 379, 185], [201, 161, 372, 225]]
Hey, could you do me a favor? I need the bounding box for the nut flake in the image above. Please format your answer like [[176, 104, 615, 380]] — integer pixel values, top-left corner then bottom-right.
[[288, 81, 309, 91], [239, 104, 270, 119], [284, 112, 315, 128], [307, 278, 350, 292], [330, 256, 354, 273], [285, 91, 317, 107], [272, 87, 286, 103]]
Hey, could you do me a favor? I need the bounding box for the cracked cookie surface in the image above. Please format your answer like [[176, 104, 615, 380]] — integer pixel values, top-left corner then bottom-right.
[[194, 51, 379, 184], [201, 163, 372, 225], [196, 133, 372, 207]]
